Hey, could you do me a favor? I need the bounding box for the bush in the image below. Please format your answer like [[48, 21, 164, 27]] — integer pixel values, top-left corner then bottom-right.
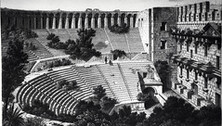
[[111, 49, 126, 60], [46, 59, 72, 69], [109, 23, 129, 34], [65, 28, 101, 61], [56, 80, 78, 91], [47, 33, 56, 40], [25, 42, 37, 51], [25, 117, 46, 126], [100, 96, 117, 112], [154, 60, 171, 91], [93, 85, 106, 101], [47, 35, 67, 49], [144, 96, 221, 126], [24, 29, 38, 38]]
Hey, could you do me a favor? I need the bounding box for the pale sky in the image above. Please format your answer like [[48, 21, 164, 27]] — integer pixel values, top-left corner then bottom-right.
[[1, 0, 221, 11]]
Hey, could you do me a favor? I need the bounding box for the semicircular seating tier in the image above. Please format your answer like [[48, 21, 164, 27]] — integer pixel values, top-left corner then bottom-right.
[[16, 61, 155, 115]]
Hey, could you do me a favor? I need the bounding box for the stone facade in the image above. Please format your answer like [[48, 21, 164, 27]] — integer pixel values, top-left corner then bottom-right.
[[172, 1, 221, 109], [137, 7, 177, 62], [1, 8, 138, 29], [177, 1, 222, 30]]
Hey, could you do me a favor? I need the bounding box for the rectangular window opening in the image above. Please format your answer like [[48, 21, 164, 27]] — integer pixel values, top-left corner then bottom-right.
[[204, 46, 208, 56], [160, 22, 167, 31], [204, 77, 208, 88], [191, 50, 193, 58], [216, 56, 220, 69]]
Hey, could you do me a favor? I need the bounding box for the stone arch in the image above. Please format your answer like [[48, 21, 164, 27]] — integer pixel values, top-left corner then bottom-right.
[[87, 13, 93, 28], [100, 13, 106, 28], [113, 13, 118, 25], [107, 13, 112, 28], [48, 13, 54, 29], [81, 13, 86, 28], [42, 13, 47, 29], [75, 13, 80, 28], [55, 13, 60, 29], [67, 13, 73, 28], [120, 13, 126, 27], [142, 86, 159, 109], [94, 13, 99, 28], [61, 13, 67, 28], [143, 87, 156, 95], [126, 14, 131, 27], [133, 14, 137, 27], [191, 83, 198, 95]]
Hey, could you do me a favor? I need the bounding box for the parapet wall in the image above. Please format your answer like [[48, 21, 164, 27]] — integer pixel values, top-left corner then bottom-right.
[[1, 8, 138, 29], [177, 1, 222, 30]]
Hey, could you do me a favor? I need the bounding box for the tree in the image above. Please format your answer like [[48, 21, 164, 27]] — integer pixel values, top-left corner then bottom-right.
[[144, 96, 221, 126], [24, 117, 46, 126], [111, 49, 126, 60], [137, 92, 152, 101], [93, 85, 106, 101], [46, 33, 56, 40], [3, 104, 24, 126], [2, 39, 28, 117], [196, 105, 221, 126], [154, 60, 171, 92], [109, 23, 130, 34], [100, 96, 117, 112], [65, 28, 101, 61], [110, 106, 146, 126]]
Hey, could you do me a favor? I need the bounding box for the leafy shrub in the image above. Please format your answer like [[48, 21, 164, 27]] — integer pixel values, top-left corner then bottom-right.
[[46, 58, 72, 69], [65, 28, 101, 61], [109, 23, 129, 34], [154, 60, 171, 92], [25, 117, 46, 126], [25, 42, 37, 51], [100, 96, 117, 112], [111, 49, 126, 60], [24, 29, 38, 38], [46, 33, 56, 40], [56, 80, 78, 91], [47, 35, 67, 49]]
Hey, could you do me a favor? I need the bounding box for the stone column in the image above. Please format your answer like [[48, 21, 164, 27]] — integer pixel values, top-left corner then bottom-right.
[[65, 14, 69, 29], [104, 14, 108, 28], [135, 15, 138, 28], [12, 15, 16, 27], [98, 15, 102, 28], [40, 14, 43, 29], [71, 14, 76, 28], [78, 14, 82, 29], [130, 16, 133, 28], [124, 15, 128, 25], [17, 15, 22, 28], [58, 13, 62, 29], [52, 14, 56, 29], [27, 16, 30, 29], [33, 15, 36, 29], [46, 14, 49, 29], [117, 15, 121, 26], [111, 14, 114, 26], [84, 15, 88, 28], [29, 16, 34, 29], [91, 15, 95, 28]]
